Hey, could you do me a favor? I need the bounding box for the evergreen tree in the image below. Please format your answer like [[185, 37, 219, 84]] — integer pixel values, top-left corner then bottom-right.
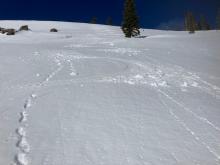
[[90, 17, 97, 24], [216, 8, 220, 30], [198, 15, 210, 30], [197, 21, 202, 30], [122, 0, 140, 38], [106, 17, 113, 25], [185, 11, 197, 33]]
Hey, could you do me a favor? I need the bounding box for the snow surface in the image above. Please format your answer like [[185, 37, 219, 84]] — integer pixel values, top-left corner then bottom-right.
[[0, 20, 220, 165]]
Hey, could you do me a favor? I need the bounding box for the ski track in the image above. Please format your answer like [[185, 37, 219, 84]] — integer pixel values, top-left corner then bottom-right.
[[57, 103, 68, 165], [13, 52, 64, 165], [125, 54, 220, 133], [144, 54, 220, 100], [133, 56, 220, 134], [90, 50, 220, 161], [158, 89, 220, 132], [158, 94, 220, 162]]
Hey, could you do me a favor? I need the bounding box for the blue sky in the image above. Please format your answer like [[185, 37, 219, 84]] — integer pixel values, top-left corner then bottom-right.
[[0, 0, 219, 28]]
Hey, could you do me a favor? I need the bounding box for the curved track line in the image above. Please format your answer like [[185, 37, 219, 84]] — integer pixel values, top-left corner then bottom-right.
[[158, 94, 220, 161], [130, 54, 220, 133], [158, 88, 220, 132], [144, 54, 220, 99]]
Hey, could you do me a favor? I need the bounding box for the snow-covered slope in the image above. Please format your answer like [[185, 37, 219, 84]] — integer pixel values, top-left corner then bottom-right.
[[0, 21, 220, 165]]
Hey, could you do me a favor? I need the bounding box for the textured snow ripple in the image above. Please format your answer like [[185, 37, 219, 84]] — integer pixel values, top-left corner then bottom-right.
[[33, 51, 40, 56], [67, 59, 77, 76], [100, 74, 169, 87], [64, 44, 94, 48], [97, 48, 141, 56]]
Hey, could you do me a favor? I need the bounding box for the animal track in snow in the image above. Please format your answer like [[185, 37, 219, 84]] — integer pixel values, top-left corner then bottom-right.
[[43, 66, 63, 84], [16, 127, 26, 137], [40, 55, 64, 85], [19, 111, 28, 123], [15, 124, 30, 165], [14, 93, 36, 165], [16, 135, 30, 153], [23, 99, 32, 109], [15, 153, 28, 165], [14, 52, 64, 165]]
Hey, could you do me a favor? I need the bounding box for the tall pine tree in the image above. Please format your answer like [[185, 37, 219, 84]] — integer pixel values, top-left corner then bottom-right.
[[185, 11, 197, 33], [216, 8, 220, 30], [198, 15, 210, 30], [122, 0, 140, 38], [90, 17, 97, 24], [106, 17, 113, 26]]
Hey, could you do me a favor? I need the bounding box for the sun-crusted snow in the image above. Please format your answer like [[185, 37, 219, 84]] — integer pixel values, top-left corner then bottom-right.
[[0, 21, 220, 165]]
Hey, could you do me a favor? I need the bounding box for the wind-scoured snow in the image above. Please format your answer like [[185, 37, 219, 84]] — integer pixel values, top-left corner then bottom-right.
[[0, 21, 220, 165]]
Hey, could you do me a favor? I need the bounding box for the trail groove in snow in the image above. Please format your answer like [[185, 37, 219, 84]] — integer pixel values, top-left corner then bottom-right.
[[159, 94, 220, 161], [57, 104, 68, 165], [158, 89, 220, 132]]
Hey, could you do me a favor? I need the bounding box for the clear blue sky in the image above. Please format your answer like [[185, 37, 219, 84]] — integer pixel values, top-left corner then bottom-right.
[[0, 0, 219, 28]]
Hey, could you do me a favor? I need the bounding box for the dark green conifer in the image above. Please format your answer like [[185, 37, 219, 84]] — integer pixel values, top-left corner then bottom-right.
[[216, 8, 220, 30], [90, 17, 97, 24], [198, 15, 210, 30], [122, 0, 140, 38], [185, 11, 197, 33], [106, 17, 113, 26]]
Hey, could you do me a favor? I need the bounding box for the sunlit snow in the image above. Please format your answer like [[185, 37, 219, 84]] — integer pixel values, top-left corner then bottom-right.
[[0, 21, 220, 165]]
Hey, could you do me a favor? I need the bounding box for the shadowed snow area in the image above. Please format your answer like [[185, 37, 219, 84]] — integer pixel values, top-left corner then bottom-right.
[[0, 21, 220, 165]]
